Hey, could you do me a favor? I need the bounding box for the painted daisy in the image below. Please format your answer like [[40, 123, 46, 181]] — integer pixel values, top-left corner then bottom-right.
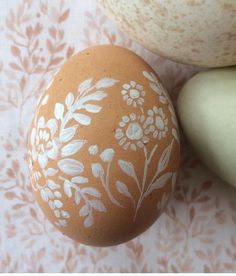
[[114, 113, 149, 151], [30, 116, 59, 169], [144, 106, 168, 139], [121, 81, 145, 107]]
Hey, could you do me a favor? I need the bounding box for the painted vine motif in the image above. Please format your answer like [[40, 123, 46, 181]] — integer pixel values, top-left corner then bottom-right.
[[29, 77, 118, 228], [113, 71, 179, 220], [29, 70, 178, 228]]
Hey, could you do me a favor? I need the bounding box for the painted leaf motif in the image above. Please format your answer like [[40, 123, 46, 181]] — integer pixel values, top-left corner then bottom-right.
[[61, 140, 86, 157], [91, 163, 104, 178], [32, 76, 123, 228], [38, 153, 48, 169], [82, 187, 101, 198], [95, 78, 118, 89], [159, 96, 167, 103], [157, 141, 173, 173], [73, 113, 91, 126], [150, 82, 162, 95], [168, 103, 177, 124], [54, 103, 64, 120], [83, 104, 102, 113], [40, 189, 48, 202], [64, 181, 72, 198], [78, 78, 93, 94], [116, 181, 132, 198], [172, 128, 179, 142], [79, 91, 107, 105], [118, 160, 137, 180], [72, 176, 88, 184], [84, 216, 93, 228], [89, 199, 106, 212], [44, 168, 58, 177], [168, 104, 178, 126], [100, 148, 115, 162], [79, 205, 89, 217], [150, 72, 158, 82], [58, 159, 84, 176], [65, 92, 74, 107], [171, 116, 178, 128], [75, 191, 81, 205], [148, 172, 172, 196], [47, 179, 60, 190], [143, 71, 156, 82], [60, 126, 77, 143], [40, 188, 53, 202]]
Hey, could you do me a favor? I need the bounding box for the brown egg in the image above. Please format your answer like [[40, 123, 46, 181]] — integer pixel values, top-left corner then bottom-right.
[[28, 45, 180, 246]]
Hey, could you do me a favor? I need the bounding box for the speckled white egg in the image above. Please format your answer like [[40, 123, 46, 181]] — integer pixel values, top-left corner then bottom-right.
[[97, 0, 236, 67]]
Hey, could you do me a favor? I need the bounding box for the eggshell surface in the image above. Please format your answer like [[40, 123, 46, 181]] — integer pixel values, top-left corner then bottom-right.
[[28, 45, 180, 246], [97, 0, 236, 68], [177, 68, 236, 188]]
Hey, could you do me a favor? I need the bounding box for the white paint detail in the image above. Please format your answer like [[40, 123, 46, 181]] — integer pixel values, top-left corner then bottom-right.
[[42, 94, 49, 106], [29, 71, 177, 228], [54, 103, 64, 120], [88, 145, 98, 155], [125, 122, 143, 140], [58, 158, 84, 176], [60, 140, 86, 157], [100, 148, 115, 162]]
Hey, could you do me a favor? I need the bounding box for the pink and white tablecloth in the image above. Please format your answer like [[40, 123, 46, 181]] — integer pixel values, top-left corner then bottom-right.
[[0, 0, 236, 272]]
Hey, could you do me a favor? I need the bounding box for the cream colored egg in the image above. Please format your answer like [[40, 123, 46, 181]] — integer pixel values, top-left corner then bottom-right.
[[177, 67, 236, 188], [28, 45, 180, 246], [97, 0, 236, 68]]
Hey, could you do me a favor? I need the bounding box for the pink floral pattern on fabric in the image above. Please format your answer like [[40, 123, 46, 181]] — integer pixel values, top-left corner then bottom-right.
[[0, 0, 235, 272]]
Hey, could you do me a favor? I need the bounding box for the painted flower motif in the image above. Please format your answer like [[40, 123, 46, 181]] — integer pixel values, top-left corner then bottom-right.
[[30, 116, 59, 169], [121, 81, 145, 107], [144, 106, 168, 139], [115, 113, 149, 151]]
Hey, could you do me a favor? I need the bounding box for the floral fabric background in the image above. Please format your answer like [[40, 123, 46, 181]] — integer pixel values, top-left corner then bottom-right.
[[0, 0, 235, 272]]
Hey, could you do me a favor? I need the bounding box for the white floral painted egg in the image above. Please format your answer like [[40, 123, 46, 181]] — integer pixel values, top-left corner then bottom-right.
[[28, 45, 180, 246], [97, 0, 236, 68]]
